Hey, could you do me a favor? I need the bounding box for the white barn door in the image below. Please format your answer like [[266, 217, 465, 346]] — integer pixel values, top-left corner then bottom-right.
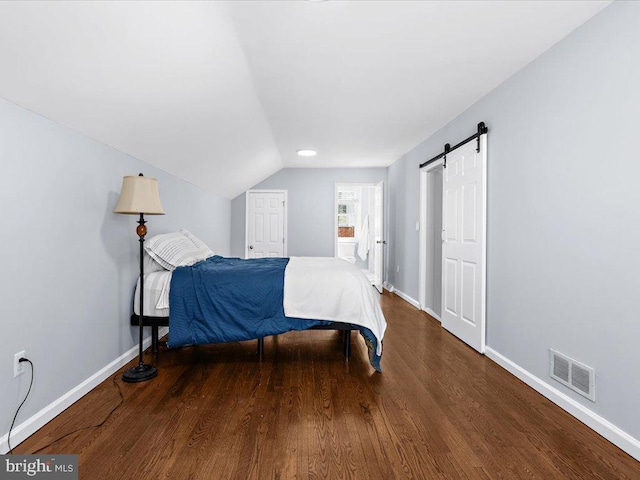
[[441, 137, 487, 353], [246, 190, 287, 258]]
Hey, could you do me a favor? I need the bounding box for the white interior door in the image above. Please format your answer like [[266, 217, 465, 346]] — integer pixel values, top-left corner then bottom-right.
[[372, 181, 384, 293], [441, 137, 486, 353], [246, 190, 286, 258]]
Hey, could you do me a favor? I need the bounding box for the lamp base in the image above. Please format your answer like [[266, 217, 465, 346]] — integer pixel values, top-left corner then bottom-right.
[[122, 364, 158, 383]]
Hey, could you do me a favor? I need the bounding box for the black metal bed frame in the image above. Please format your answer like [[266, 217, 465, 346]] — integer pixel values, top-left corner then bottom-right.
[[130, 314, 353, 358]]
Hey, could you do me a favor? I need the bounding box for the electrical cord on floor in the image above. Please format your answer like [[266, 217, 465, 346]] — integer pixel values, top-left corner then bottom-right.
[[31, 373, 124, 454], [7, 358, 34, 454]]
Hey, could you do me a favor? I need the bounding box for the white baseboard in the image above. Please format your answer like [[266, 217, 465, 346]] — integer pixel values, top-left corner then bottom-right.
[[0, 327, 169, 454], [486, 346, 640, 462], [390, 286, 420, 309], [383, 281, 394, 293], [423, 307, 441, 322]]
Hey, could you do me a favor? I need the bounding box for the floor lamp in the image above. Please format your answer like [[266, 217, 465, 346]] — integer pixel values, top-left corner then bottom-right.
[[114, 173, 165, 383]]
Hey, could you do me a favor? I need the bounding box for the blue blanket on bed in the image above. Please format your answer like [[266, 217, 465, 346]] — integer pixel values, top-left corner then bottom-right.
[[168, 256, 381, 371]]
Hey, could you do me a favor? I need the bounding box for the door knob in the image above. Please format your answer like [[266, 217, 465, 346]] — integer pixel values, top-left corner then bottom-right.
[[249, 245, 254, 250]]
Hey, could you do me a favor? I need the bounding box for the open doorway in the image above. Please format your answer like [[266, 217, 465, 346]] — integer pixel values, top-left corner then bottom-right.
[[419, 166, 443, 320], [335, 182, 384, 292]]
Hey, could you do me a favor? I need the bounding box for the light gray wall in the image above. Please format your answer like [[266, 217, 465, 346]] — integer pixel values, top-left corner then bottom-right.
[[0, 97, 230, 447], [230, 168, 387, 260], [387, 1, 640, 440], [230, 190, 246, 258]]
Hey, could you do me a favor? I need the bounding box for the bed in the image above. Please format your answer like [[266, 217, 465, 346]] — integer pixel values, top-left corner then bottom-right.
[[131, 231, 387, 371]]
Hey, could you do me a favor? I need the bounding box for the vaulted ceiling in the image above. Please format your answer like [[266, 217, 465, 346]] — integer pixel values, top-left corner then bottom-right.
[[0, 1, 610, 198]]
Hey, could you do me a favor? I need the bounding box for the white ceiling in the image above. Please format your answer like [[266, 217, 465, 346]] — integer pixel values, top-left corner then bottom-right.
[[0, 1, 610, 198]]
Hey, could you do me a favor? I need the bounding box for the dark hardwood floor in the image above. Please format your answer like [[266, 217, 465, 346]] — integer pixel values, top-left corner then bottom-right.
[[16, 292, 640, 479]]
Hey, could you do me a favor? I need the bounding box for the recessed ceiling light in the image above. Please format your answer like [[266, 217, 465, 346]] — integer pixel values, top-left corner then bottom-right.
[[297, 149, 317, 157]]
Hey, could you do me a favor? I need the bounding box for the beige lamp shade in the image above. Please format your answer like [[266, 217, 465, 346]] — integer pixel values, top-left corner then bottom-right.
[[114, 175, 165, 215]]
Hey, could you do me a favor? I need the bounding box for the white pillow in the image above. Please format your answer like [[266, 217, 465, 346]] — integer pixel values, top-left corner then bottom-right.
[[143, 251, 167, 273], [144, 229, 214, 271]]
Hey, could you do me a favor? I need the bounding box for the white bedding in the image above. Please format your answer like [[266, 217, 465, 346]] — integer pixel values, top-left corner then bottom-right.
[[133, 270, 172, 317], [283, 257, 386, 355]]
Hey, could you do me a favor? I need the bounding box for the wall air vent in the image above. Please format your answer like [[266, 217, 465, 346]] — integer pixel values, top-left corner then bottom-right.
[[549, 349, 595, 402]]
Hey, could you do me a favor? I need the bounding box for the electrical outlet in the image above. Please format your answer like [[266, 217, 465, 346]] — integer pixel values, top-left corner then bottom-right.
[[14, 351, 26, 377]]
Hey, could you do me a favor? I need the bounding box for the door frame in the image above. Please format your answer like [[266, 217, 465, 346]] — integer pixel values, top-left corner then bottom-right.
[[334, 182, 385, 290], [419, 159, 444, 321], [334, 182, 383, 259], [373, 181, 385, 293], [244, 189, 288, 259]]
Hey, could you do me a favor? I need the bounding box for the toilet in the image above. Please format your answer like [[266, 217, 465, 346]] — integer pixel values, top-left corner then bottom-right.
[[338, 241, 357, 264]]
